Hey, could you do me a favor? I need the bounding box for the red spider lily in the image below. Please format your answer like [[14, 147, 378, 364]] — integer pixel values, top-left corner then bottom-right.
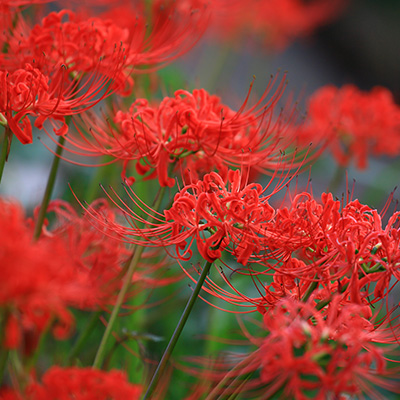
[[253, 191, 400, 305], [42, 199, 181, 301], [39, 199, 131, 307], [0, 2, 209, 144], [297, 85, 400, 169], [184, 298, 400, 400], [3, 3, 209, 91], [196, 189, 400, 312], [0, 197, 101, 354], [206, 0, 346, 50], [0, 367, 142, 400], [0, 62, 121, 144], [0, 1, 51, 49], [56, 0, 210, 70], [55, 74, 300, 186], [79, 168, 295, 266]]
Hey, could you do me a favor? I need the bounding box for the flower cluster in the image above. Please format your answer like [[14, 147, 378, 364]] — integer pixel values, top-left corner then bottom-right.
[[185, 298, 400, 400], [84, 169, 293, 265], [0, 367, 142, 400], [61, 75, 296, 187], [297, 85, 400, 168], [0, 1, 209, 144]]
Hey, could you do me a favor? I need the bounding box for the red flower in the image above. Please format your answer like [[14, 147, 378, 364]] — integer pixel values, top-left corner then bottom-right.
[[297, 85, 400, 169], [254, 191, 400, 310], [0, 197, 107, 353], [60, 75, 298, 186], [186, 298, 400, 399], [43, 199, 181, 300], [0, 63, 108, 144], [206, 0, 346, 50], [0, 2, 209, 144], [81, 169, 292, 265], [0, 367, 142, 400]]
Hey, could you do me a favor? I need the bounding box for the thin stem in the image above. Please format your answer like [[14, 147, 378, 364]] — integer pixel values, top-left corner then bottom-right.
[[67, 310, 102, 365], [143, 260, 213, 400], [302, 276, 319, 302], [25, 316, 53, 370], [92, 182, 168, 370], [33, 135, 65, 240], [0, 310, 9, 385], [316, 281, 349, 311], [92, 246, 145, 369], [0, 126, 11, 184], [0, 348, 8, 386], [86, 167, 107, 204]]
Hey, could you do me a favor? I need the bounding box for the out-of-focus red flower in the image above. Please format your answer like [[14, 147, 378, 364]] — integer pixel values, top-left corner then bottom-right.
[[65, 0, 209, 62], [4, 4, 208, 92], [43, 199, 181, 301], [60, 75, 299, 186], [185, 298, 400, 399], [0, 197, 114, 354], [206, 0, 346, 50], [0, 367, 142, 400], [297, 85, 400, 169]]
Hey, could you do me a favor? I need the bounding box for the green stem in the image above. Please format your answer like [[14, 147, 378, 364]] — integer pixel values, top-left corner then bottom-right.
[[85, 167, 107, 204], [67, 310, 102, 365], [0, 311, 9, 385], [315, 281, 349, 311], [143, 260, 213, 400], [0, 348, 8, 386], [25, 316, 53, 369], [0, 126, 11, 184], [33, 135, 65, 240], [93, 246, 145, 369], [302, 276, 319, 302], [92, 181, 168, 369]]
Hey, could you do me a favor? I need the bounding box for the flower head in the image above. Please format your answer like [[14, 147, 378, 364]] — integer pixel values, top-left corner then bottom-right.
[[186, 298, 400, 399], [82, 169, 293, 265], [60, 74, 300, 186], [0, 197, 100, 353], [297, 85, 400, 168], [0, 2, 209, 144], [0, 367, 142, 400]]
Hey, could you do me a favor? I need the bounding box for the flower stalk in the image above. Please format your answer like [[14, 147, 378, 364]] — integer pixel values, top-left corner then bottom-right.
[[143, 260, 213, 399], [0, 126, 11, 184], [33, 135, 65, 240]]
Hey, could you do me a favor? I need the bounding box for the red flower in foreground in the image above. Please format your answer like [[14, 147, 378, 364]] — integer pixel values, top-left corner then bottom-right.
[[297, 85, 400, 168], [0, 198, 114, 354], [82, 169, 292, 265], [44, 199, 181, 298], [186, 298, 400, 400], [0, 367, 142, 400]]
